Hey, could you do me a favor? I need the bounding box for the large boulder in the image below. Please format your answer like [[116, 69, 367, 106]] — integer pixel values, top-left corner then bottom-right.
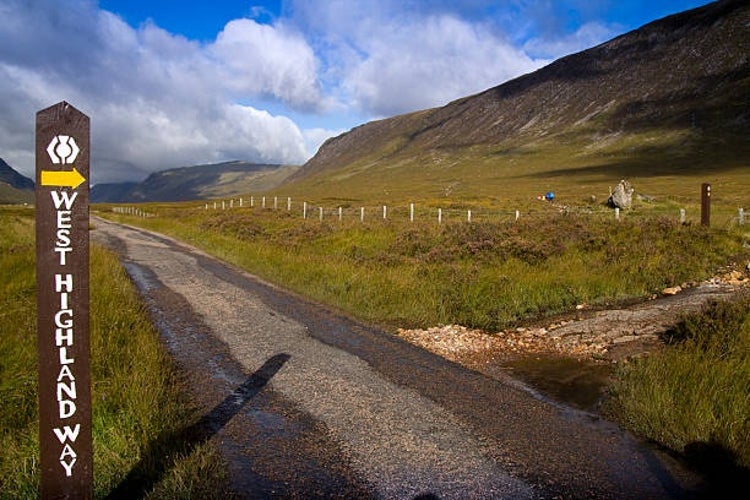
[[608, 180, 634, 209]]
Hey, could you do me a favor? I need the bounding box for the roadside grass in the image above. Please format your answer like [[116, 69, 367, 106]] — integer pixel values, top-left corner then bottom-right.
[[101, 198, 750, 475], [604, 292, 750, 473], [104, 204, 745, 331], [0, 208, 37, 499], [0, 206, 228, 498]]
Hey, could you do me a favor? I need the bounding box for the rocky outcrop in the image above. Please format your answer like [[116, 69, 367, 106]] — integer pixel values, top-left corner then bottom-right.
[[607, 180, 635, 209]]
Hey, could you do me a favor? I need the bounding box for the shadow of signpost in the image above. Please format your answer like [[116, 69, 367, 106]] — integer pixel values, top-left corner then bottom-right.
[[683, 439, 750, 496], [107, 353, 291, 499]]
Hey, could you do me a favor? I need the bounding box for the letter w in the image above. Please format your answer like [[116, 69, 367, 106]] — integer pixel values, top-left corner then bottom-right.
[[53, 424, 80, 444], [50, 191, 78, 210]]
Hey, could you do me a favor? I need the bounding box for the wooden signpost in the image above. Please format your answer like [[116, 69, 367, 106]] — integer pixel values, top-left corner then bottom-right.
[[35, 101, 93, 499]]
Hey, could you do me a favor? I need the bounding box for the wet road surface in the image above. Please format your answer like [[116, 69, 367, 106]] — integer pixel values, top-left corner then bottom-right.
[[92, 217, 706, 499]]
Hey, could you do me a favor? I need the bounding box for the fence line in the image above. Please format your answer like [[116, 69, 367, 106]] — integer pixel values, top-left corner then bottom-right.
[[112, 200, 748, 227], [111, 206, 155, 218]]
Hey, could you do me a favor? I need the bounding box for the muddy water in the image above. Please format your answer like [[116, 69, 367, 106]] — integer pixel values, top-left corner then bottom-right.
[[503, 356, 614, 413]]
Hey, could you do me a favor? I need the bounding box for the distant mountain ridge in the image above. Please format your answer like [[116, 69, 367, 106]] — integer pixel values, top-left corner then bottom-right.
[[287, 0, 749, 199], [0, 157, 34, 190], [0, 158, 34, 204], [92, 161, 299, 203]]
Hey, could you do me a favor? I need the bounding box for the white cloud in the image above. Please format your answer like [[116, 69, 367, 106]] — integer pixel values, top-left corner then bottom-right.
[[284, 0, 548, 117], [86, 99, 309, 183], [210, 19, 324, 111], [0, 0, 318, 183], [339, 15, 545, 116]]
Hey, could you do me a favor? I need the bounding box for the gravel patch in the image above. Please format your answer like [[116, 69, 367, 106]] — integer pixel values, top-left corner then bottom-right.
[[396, 271, 749, 366]]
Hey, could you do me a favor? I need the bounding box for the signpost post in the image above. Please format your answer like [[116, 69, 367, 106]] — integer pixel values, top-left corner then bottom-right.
[[35, 101, 93, 499]]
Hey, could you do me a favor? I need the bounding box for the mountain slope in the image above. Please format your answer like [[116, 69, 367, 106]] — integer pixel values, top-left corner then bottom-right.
[[0, 158, 34, 204], [287, 0, 749, 203], [92, 161, 299, 203]]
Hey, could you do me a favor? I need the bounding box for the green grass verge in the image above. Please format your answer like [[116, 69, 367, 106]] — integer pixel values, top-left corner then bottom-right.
[[103, 204, 747, 332], [604, 292, 750, 473], [0, 206, 228, 498]]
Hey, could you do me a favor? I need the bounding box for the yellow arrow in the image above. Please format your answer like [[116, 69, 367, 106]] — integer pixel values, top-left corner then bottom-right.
[[40, 168, 86, 189]]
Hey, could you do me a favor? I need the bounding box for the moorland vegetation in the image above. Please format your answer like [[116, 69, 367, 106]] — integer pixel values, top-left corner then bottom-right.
[[99, 194, 750, 481]]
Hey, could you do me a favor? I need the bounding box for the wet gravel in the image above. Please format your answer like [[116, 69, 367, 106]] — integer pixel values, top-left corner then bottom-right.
[[394, 275, 747, 413], [92, 217, 712, 499]]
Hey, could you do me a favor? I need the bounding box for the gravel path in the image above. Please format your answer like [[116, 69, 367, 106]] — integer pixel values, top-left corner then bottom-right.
[[92, 217, 707, 499]]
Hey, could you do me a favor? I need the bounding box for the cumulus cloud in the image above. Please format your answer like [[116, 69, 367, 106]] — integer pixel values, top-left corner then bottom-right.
[[0, 0, 318, 183], [210, 19, 324, 111], [286, 0, 547, 117], [341, 15, 545, 116]]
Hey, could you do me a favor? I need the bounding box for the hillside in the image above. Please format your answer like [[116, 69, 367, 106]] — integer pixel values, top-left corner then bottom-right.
[[92, 161, 299, 203], [0, 158, 34, 204], [286, 0, 749, 204]]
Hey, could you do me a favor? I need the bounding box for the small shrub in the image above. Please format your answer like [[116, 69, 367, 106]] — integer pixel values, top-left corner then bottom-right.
[[665, 294, 750, 358]]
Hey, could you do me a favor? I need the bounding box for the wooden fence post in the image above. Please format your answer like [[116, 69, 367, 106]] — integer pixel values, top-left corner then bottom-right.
[[701, 183, 711, 227]]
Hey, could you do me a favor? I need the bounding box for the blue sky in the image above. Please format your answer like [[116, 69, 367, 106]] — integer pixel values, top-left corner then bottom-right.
[[0, 0, 714, 183]]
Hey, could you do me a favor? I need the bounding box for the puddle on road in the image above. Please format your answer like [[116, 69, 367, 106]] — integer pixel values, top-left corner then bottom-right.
[[502, 355, 615, 413]]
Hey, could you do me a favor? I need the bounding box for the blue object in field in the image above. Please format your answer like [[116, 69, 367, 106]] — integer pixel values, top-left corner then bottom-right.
[[545, 191, 555, 202]]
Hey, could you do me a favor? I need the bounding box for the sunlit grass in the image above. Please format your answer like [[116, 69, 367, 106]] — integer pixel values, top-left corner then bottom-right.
[[103, 203, 746, 333], [0, 207, 227, 498], [605, 293, 750, 471]]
